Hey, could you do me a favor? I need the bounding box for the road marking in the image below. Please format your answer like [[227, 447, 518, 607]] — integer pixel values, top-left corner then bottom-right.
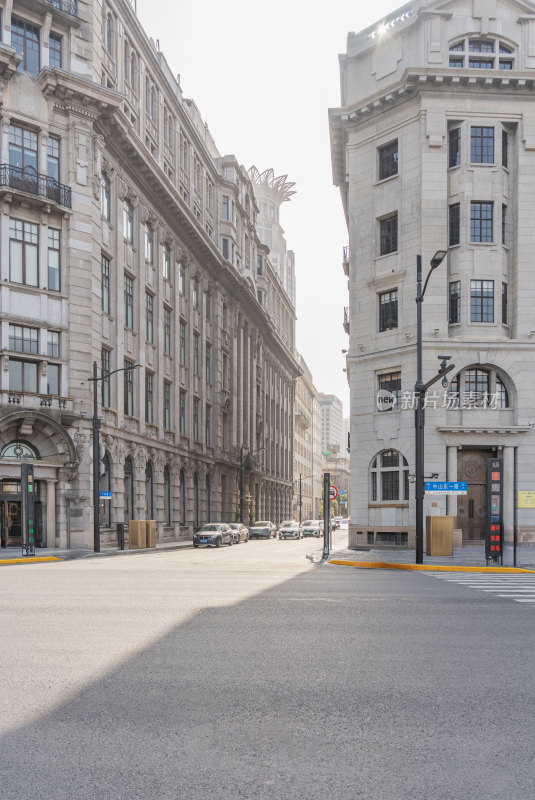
[[423, 572, 535, 604]]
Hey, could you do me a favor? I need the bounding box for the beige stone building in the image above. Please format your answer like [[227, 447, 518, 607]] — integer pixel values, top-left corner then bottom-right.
[[0, 0, 299, 550], [293, 353, 322, 522], [330, 0, 535, 549]]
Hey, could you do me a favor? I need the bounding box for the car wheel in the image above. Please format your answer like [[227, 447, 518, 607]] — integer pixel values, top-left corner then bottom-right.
[[245, 535, 249, 542], [215, 537, 221, 548], [228, 537, 233, 546], [193, 544, 199, 548]]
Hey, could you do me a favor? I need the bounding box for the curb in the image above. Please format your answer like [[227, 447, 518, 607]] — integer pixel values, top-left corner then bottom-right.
[[328, 560, 535, 574], [0, 557, 63, 566]]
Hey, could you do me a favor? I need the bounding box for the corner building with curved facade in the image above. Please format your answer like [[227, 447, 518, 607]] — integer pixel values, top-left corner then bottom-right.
[[0, 0, 299, 549], [330, 0, 535, 549]]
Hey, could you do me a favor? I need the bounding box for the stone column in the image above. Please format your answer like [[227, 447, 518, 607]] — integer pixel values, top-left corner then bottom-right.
[[503, 445, 514, 542], [446, 446, 458, 517], [46, 479, 57, 548]]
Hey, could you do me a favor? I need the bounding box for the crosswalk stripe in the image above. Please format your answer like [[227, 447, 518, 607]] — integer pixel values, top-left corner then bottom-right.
[[422, 571, 535, 605]]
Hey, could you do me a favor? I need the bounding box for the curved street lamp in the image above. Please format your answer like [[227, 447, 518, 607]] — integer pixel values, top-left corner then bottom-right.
[[88, 361, 140, 552]]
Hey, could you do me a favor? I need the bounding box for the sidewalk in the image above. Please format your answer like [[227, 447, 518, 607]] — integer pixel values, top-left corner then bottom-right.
[[0, 539, 192, 564], [327, 542, 535, 572]]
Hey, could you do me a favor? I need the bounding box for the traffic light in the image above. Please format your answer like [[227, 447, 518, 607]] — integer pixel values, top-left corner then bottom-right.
[[99, 445, 107, 476]]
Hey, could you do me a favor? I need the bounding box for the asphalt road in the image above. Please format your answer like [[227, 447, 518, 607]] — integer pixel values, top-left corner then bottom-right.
[[1, 533, 534, 800]]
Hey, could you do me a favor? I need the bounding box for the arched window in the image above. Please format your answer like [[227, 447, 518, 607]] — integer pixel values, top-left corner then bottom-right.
[[371, 450, 409, 502], [206, 474, 211, 522], [193, 472, 199, 526], [163, 465, 171, 526], [124, 457, 134, 522], [179, 468, 186, 526], [99, 452, 111, 527], [1, 441, 38, 459], [145, 461, 153, 519], [449, 367, 509, 408]]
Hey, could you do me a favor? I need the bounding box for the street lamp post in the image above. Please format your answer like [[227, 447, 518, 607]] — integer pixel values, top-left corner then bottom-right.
[[296, 473, 316, 526], [88, 361, 140, 553], [414, 251, 454, 564], [239, 446, 265, 524]]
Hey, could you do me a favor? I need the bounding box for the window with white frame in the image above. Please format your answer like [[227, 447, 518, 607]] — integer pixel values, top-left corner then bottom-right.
[[371, 450, 409, 502], [10, 218, 38, 286]]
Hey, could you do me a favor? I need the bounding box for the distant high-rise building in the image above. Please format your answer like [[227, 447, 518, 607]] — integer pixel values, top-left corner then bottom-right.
[[318, 394, 344, 456]]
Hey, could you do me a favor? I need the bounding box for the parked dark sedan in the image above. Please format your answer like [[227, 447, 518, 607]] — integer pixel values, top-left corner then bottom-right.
[[248, 521, 277, 539], [193, 523, 233, 548], [228, 523, 249, 543]]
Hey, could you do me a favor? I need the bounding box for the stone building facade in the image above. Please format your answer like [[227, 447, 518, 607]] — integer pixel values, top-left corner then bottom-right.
[[0, 0, 299, 549], [330, 0, 535, 548], [293, 353, 322, 521]]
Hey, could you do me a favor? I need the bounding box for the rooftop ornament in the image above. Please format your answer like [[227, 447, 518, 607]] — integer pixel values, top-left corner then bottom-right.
[[248, 166, 296, 203], [369, 7, 414, 39]]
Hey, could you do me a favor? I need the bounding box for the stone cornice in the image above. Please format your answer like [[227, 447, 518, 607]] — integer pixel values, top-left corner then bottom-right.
[[437, 426, 531, 435], [38, 68, 123, 120]]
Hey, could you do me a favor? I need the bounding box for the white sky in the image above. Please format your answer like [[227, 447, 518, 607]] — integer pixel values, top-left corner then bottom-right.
[[136, 0, 403, 415]]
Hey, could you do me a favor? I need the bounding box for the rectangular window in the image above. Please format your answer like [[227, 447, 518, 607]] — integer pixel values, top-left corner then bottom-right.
[[178, 262, 186, 295], [145, 292, 154, 343], [470, 202, 493, 243], [448, 203, 460, 246], [179, 320, 186, 365], [469, 58, 493, 68], [163, 382, 171, 430], [164, 308, 171, 355], [222, 194, 230, 220], [9, 359, 38, 393], [378, 371, 401, 410], [9, 124, 38, 175], [205, 291, 211, 321], [163, 244, 170, 280], [502, 129, 508, 168], [471, 126, 494, 163], [379, 214, 398, 256], [47, 330, 60, 358], [123, 201, 133, 243], [448, 128, 461, 168], [378, 289, 398, 332], [192, 279, 199, 310], [101, 348, 111, 407], [205, 343, 212, 384], [47, 137, 60, 182], [101, 175, 111, 221], [49, 32, 62, 69], [222, 237, 229, 260], [179, 390, 186, 436], [12, 17, 40, 75], [144, 223, 153, 263], [47, 227, 60, 292], [145, 371, 153, 424], [449, 281, 461, 324], [47, 363, 60, 395], [9, 324, 38, 354], [470, 280, 494, 322], [502, 204, 507, 246], [193, 397, 199, 440], [124, 361, 134, 416], [193, 333, 200, 375], [378, 140, 398, 181], [10, 218, 38, 286], [257, 254, 263, 275], [205, 404, 211, 445], [449, 57, 464, 68], [101, 253, 110, 313], [124, 274, 134, 329], [502, 282, 508, 325]]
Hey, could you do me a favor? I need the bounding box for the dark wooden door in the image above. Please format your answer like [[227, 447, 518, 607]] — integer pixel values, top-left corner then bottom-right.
[[457, 450, 495, 541]]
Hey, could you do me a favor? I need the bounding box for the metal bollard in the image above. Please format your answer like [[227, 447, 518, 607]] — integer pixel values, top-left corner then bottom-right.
[[117, 522, 125, 551]]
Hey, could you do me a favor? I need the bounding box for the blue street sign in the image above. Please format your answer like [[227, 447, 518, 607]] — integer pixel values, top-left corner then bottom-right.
[[99, 491, 112, 500], [425, 481, 467, 495]]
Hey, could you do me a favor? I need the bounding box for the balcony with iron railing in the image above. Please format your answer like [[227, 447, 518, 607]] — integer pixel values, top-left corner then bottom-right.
[[47, 0, 79, 18], [0, 165, 71, 208], [342, 245, 349, 276]]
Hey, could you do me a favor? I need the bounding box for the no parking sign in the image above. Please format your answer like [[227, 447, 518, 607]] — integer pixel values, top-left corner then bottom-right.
[[329, 485, 338, 501]]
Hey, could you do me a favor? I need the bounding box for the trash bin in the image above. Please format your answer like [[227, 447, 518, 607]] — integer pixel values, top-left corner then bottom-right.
[[145, 520, 156, 548], [426, 516, 453, 556], [129, 520, 146, 549]]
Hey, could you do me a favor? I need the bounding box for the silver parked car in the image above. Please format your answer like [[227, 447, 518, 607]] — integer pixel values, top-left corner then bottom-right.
[[248, 521, 277, 539], [228, 523, 249, 543]]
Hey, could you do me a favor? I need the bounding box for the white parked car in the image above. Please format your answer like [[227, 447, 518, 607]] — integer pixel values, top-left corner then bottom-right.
[[302, 519, 324, 538], [278, 520, 302, 539]]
